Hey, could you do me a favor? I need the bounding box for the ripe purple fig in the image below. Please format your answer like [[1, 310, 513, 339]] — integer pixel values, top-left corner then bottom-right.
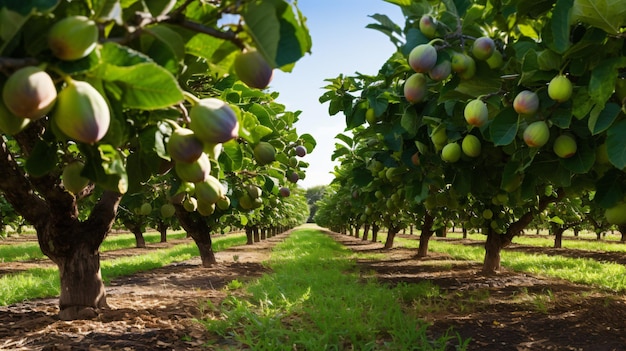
[[553, 134, 577, 158], [53, 79, 110, 144], [62, 161, 89, 194], [0, 98, 29, 135], [464, 99, 488, 127], [2, 66, 57, 120], [234, 49, 274, 89], [189, 98, 239, 144], [288, 171, 299, 183], [461, 134, 481, 157], [195, 175, 224, 204], [419, 15, 438, 38], [548, 75, 573, 102], [471, 37, 495, 61], [523, 121, 550, 148], [253, 141, 276, 165], [48, 16, 98, 61], [404, 73, 428, 104], [513, 90, 539, 115], [408, 44, 437, 73], [279, 186, 291, 197], [167, 127, 204, 163], [441, 142, 461, 163], [175, 153, 211, 183], [428, 60, 451, 81], [295, 145, 307, 157]]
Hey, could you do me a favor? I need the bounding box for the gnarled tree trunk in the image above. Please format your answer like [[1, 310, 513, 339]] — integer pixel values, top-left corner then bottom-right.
[[417, 212, 434, 258], [174, 206, 216, 266]]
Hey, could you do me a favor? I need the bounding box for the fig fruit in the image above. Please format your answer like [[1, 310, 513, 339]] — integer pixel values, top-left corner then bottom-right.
[[604, 202, 626, 225], [464, 99, 488, 127], [2, 66, 57, 120], [482, 209, 494, 220], [462, 134, 481, 157], [238, 194, 254, 210], [197, 199, 216, 216], [471, 37, 495, 61], [189, 98, 239, 144], [48, 16, 98, 61], [175, 153, 211, 183], [167, 127, 204, 163], [295, 145, 307, 157], [160, 203, 176, 218], [246, 184, 262, 199], [234, 49, 273, 89], [62, 161, 89, 194], [288, 171, 300, 183], [183, 196, 198, 212], [53, 79, 110, 144], [553, 134, 577, 158], [548, 75, 573, 102], [365, 108, 377, 124], [513, 90, 539, 115], [195, 175, 224, 205], [216, 196, 230, 210], [523, 121, 550, 148], [408, 44, 437, 73], [428, 60, 451, 81], [279, 186, 291, 197], [441, 142, 461, 163], [486, 50, 504, 69], [418, 15, 438, 38], [0, 98, 29, 135], [253, 141, 276, 165], [451, 52, 475, 79], [404, 73, 428, 104], [139, 203, 152, 216]]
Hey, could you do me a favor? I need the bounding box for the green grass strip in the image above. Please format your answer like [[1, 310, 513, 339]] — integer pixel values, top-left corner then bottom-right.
[[203, 229, 468, 350], [0, 234, 246, 306], [396, 237, 626, 292], [0, 231, 188, 263]]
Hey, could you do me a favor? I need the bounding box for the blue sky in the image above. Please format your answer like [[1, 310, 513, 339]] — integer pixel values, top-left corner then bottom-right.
[[268, 0, 405, 189]]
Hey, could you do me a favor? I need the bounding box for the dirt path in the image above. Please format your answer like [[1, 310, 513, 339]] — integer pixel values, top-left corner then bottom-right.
[[1, 228, 625, 350]]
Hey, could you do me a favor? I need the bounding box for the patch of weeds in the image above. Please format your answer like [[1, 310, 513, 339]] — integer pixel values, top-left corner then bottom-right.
[[226, 279, 244, 290]]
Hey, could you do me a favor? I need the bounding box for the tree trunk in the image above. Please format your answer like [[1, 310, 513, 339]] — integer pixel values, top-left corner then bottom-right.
[[462, 225, 467, 239], [354, 224, 361, 239], [132, 229, 146, 248], [383, 226, 399, 249], [253, 226, 260, 242], [261, 227, 267, 240], [417, 212, 434, 258], [245, 226, 253, 245], [157, 220, 168, 242], [121, 218, 145, 248], [483, 227, 506, 274], [410, 225, 413, 235], [371, 223, 379, 242], [553, 223, 565, 248], [618, 225, 626, 242], [174, 206, 216, 266], [362, 224, 370, 241]]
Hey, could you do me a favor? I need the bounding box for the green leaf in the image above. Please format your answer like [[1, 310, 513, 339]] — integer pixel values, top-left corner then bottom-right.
[[99, 62, 183, 109], [606, 119, 626, 169], [595, 169, 624, 208], [572, 0, 626, 34], [589, 57, 626, 107], [588, 103, 620, 135], [401, 108, 418, 136], [81, 144, 128, 194], [299, 133, 317, 152], [221, 140, 243, 172], [250, 125, 274, 143], [550, 107, 573, 128], [335, 133, 353, 148], [1, 0, 58, 15], [550, 0, 574, 53], [383, 0, 411, 6], [561, 142, 595, 173], [25, 140, 57, 177], [489, 108, 519, 146], [549, 216, 565, 225], [142, 25, 185, 74]]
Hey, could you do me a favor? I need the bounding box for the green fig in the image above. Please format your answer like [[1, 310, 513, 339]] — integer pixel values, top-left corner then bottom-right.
[[0, 97, 29, 135], [189, 98, 239, 144], [53, 79, 110, 144], [404, 73, 428, 104], [62, 161, 89, 194], [195, 175, 224, 205], [167, 127, 204, 163], [548, 75, 573, 102], [253, 141, 276, 165], [2, 66, 57, 120], [160, 203, 176, 218], [175, 153, 211, 183], [48, 16, 98, 61], [408, 44, 437, 73], [523, 121, 549, 148], [234, 49, 274, 89]]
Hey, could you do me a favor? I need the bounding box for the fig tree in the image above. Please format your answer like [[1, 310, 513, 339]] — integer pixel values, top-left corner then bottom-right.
[[0, 98, 29, 135], [464, 99, 488, 127], [175, 153, 211, 183], [471, 37, 495, 61], [513, 90, 539, 115], [53, 79, 110, 144], [553, 134, 577, 158], [548, 75, 573, 102], [234, 49, 274, 89], [523, 121, 550, 148], [441, 142, 461, 163], [160, 203, 175, 218], [2, 66, 57, 120], [604, 202, 626, 225], [195, 175, 224, 204], [418, 15, 438, 38], [408, 44, 437, 73], [253, 141, 276, 165], [62, 161, 89, 194], [404, 73, 428, 104], [189, 98, 239, 144], [461, 134, 481, 157], [48, 16, 98, 61], [167, 127, 204, 163]]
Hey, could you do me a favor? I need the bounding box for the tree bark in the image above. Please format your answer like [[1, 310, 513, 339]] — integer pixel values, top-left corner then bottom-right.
[[417, 212, 434, 258], [483, 227, 505, 274], [245, 226, 253, 245], [362, 224, 370, 241], [383, 225, 399, 249], [618, 224, 626, 242], [174, 206, 216, 266], [552, 223, 565, 248], [157, 220, 168, 242], [253, 226, 260, 242], [371, 223, 379, 242]]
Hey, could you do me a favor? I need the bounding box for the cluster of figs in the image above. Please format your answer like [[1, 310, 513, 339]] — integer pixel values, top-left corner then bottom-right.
[[401, 14, 576, 164]]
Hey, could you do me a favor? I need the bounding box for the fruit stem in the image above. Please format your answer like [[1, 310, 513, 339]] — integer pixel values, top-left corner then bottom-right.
[[162, 118, 181, 131], [427, 38, 445, 46], [183, 91, 201, 106]]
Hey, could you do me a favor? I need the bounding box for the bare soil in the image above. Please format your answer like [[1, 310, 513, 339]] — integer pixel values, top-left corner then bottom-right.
[[1, 229, 625, 351]]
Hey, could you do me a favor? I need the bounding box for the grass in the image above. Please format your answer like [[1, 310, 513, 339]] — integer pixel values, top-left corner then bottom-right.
[[395, 236, 626, 292], [0, 234, 247, 306], [0, 231, 188, 263], [202, 228, 469, 350]]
